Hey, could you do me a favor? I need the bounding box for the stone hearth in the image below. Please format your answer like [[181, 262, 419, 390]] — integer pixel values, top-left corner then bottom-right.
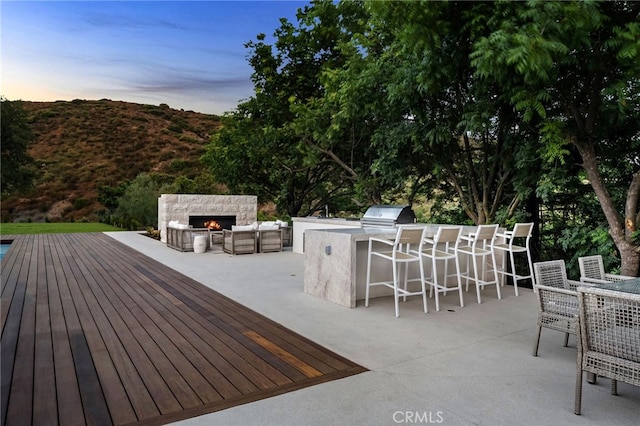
[[158, 194, 257, 243]]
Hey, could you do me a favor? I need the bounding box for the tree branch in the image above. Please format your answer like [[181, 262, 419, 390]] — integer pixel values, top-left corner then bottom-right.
[[303, 136, 359, 180]]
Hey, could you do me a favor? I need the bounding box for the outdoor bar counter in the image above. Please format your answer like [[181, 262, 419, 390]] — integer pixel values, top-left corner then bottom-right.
[[292, 216, 363, 254], [303, 224, 490, 308]]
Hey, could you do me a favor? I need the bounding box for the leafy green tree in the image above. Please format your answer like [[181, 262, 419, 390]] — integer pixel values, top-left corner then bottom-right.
[[203, 0, 370, 217], [204, 108, 341, 217], [471, 0, 640, 275], [96, 181, 128, 225], [203, 0, 638, 276], [325, 1, 541, 224], [168, 173, 223, 195], [1, 98, 36, 197], [97, 181, 128, 212], [115, 173, 173, 229], [535, 157, 616, 277]]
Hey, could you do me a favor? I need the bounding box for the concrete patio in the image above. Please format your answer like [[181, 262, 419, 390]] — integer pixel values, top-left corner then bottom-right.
[[107, 231, 639, 426]]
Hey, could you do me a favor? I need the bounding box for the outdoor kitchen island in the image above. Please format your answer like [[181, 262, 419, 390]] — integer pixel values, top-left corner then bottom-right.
[[303, 224, 486, 308]]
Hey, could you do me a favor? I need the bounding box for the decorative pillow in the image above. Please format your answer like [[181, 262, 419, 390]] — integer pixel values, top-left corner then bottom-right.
[[259, 224, 280, 231], [276, 220, 289, 227], [261, 221, 277, 227], [232, 225, 255, 231]]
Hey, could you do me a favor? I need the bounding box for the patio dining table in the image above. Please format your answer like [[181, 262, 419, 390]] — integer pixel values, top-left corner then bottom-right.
[[593, 277, 640, 294]]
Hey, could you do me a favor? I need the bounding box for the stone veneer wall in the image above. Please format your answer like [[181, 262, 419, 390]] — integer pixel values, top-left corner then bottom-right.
[[158, 194, 257, 243]]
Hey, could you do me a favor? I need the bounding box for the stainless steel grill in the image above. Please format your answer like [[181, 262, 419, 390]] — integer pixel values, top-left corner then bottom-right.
[[361, 205, 416, 228]]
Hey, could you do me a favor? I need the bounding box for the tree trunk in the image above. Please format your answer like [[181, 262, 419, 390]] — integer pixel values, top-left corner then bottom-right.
[[576, 143, 640, 276]]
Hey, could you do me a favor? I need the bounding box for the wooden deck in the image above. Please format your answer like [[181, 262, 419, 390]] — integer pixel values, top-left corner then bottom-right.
[[1, 233, 366, 426]]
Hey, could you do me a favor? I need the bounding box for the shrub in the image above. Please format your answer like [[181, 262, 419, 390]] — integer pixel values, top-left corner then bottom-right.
[[73, 197, 89, 210], [168, 158, 188, 172], [167, 123, 184, 133]]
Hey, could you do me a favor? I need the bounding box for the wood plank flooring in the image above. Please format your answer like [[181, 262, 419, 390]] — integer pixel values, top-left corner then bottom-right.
[[1, 233, 366, 426]]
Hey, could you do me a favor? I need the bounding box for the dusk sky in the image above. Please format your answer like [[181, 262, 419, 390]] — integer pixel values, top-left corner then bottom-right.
[[2, 1, 308, 115]]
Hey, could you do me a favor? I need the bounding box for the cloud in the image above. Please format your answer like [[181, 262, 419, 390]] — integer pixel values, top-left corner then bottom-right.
[[129, 74, 251, 94], [82, 11, 189, 31], [94, 69, 255, 114]]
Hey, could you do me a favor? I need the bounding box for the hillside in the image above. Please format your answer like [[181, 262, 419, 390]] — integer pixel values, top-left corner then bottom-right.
[[2, 99, 222, 222]]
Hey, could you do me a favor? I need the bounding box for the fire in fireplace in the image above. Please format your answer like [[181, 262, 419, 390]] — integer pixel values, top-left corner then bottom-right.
[[189, 215, 236, 230]]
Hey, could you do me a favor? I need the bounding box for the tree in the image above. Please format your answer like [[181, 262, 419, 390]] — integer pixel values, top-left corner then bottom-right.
[[115, 173, 174, 229], [204, 106, 340, 217], [471, 0, 640, 275], [203, 0, 371, 217], [326, 1, 541, 224], [1, 98, 36, 197], [203, 0, 638, 274]]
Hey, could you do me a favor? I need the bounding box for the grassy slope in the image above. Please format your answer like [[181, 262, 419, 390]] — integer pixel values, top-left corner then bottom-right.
[[2, 99, 221, 223], [0, 223, 123, 235]]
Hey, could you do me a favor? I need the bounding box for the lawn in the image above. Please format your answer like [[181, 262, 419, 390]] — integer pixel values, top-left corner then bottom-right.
[[0, 222, 124, 235]]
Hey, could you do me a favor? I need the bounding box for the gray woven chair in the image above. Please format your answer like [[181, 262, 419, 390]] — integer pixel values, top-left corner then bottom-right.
[[259, 228, 283, 253], [532, 260, 583, 356], [575, 286, 640, 415], [578, 255, 634, 285], [534, 259, 581, 291], [222, 229, 257, 255]]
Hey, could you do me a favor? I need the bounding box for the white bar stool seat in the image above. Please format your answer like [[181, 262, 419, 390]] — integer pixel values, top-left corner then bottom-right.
[[457, 224, 501, 304], [365, 225, 428, 317], [493, 222, 535, 296], [417, 226, 464, 312]]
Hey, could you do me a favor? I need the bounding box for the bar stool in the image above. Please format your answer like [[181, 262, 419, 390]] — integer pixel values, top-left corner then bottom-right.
[[418, 226, 464, 312], [493, 222, 535, 296], [365, 225, 428, 317], [457, 224, 501, 304]]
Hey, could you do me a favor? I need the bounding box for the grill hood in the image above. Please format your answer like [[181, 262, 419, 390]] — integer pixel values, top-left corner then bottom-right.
[[361, 205, 416, 228]]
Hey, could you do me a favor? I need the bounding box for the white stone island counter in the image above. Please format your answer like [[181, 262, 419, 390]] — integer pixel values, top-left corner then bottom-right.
[[292, 217, 362, 254], [303, 224, 501, 308]]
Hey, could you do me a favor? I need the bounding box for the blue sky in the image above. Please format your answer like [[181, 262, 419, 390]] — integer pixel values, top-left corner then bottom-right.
[[1, 1, 308, 114]]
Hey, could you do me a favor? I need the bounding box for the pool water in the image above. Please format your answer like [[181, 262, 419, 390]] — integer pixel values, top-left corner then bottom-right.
[[0, 243, 10, 260]]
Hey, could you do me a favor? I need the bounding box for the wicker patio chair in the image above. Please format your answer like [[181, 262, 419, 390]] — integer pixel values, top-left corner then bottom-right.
[[575, 286, 640, 415], [166, 225, 209, 252], [534, 259, 581, 291], [222, 229, 257, 255], [259, 227, 283, 253], [578, 255, 634, 285], [532, 260, 583, 356]]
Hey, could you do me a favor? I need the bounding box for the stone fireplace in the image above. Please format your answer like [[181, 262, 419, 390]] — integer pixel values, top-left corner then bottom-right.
[[158, 194, 257, 243]]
